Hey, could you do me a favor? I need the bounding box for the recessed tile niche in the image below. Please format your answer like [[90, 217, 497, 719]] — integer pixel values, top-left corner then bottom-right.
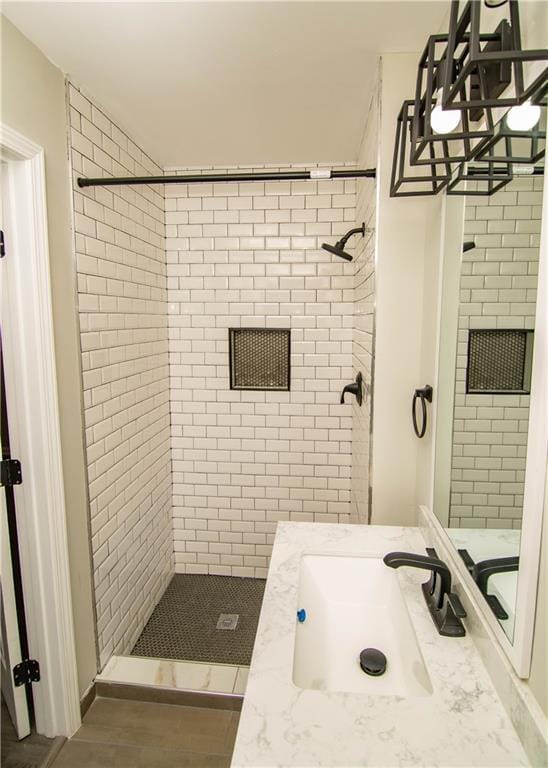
[[466, 329, 534, 395], [229, 328, 291, 391]]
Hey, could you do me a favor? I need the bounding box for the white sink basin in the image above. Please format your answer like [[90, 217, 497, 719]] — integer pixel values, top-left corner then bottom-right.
[[292, 554, 433, 697]]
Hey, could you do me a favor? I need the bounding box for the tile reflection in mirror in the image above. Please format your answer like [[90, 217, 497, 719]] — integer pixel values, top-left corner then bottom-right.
[[434, 170, 544, 643]]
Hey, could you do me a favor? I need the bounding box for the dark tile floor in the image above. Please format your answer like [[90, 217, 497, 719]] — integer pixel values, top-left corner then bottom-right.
[[50, 697, 240, 768], [131, 574, 266, 666], [1, 697, 55, 768]]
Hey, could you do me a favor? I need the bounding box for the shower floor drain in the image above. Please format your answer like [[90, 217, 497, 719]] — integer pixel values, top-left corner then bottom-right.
[[216, 613, 239, 630]]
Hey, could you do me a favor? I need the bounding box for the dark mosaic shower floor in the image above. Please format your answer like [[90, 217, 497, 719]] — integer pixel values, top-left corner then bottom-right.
[[131, 574, 266, 666]]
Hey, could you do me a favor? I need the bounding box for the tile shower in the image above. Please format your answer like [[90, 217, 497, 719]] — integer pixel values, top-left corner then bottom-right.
[[68, 82, 377, 668], [166, 167, 357, 577]]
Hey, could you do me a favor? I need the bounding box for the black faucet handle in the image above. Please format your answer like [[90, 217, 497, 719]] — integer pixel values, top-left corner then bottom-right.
[[437, 591, 467, 637], [447, 592, 466, 619]]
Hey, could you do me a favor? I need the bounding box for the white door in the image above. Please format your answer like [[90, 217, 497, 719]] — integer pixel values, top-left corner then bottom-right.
[[0, 130, 81, 738], [1, 483, 32, 740], [1, 372, 31, 739], [1, 167, 32, 739]]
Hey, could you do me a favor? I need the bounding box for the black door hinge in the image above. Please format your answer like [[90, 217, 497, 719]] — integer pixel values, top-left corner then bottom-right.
[[0, 230, 5, 258], [0, 459, 22, 487], [13, 659, 40, 687]]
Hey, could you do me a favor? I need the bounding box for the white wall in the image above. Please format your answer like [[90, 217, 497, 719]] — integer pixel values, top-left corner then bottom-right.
[[68, 85, 173, 668], [433, 196, 465, 527], [0, 17, 97, 697], [371, 53, 444, 526], [166, 166, 356, 576]]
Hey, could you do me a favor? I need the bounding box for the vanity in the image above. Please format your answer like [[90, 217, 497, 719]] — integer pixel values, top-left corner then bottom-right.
[[231, 522, 530, 767]]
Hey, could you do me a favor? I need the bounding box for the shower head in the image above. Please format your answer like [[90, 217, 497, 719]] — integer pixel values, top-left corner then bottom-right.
[[322, 242, 353, 261], [462, 241, 476, 253], [322, 223, 366, 262]]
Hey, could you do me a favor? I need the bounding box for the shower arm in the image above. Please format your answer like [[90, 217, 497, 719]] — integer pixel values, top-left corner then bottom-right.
[[337, 224, 366, 249]]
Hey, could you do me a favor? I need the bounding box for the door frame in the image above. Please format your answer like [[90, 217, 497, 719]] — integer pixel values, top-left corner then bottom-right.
[[1, 123, 81, 736]]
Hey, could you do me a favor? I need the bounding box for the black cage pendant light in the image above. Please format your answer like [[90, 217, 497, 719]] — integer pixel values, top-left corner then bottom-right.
[[442, 0, 548, 113], [389, 0, 547, 198], [446, 146, 513, 196], [411, 33, 498, 168], [473, 85, 546, 166], [473, 112, 545, 166], [390, 100, 453, 197]]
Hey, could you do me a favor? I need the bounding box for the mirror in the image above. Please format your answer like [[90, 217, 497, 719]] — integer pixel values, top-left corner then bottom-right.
[[433, 124, 545, 648]]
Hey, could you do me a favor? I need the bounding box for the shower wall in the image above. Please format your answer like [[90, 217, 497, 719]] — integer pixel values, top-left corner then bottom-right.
[[68, 84, 173, 667], [166, 165, 357, 576], [351, 90, 378, 524]]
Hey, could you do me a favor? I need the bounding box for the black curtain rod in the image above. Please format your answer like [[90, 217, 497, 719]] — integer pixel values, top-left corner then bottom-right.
[[77, 168, 376, 188]]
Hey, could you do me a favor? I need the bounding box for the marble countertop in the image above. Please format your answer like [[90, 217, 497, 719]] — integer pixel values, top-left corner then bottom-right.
[[231, 522, 528, 768], [446, 528, 521, 561]]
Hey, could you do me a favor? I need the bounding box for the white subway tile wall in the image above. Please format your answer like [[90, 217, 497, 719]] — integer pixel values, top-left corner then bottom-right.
[[167, 165, 357, 576], [68, 84, 173, 667], [450, 176, 543, 529], [351, 91, 378, 524]]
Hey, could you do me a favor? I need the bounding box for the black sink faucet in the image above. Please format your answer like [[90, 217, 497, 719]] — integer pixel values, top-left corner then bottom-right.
[[458, 550, 519, 620], [472, 556, 519, 596], [383, 551, 452, 608], [383, 548, 467, 637]]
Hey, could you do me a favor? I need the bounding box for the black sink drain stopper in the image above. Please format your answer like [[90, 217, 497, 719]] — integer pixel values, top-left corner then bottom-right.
[[359, 648, 387, 676]]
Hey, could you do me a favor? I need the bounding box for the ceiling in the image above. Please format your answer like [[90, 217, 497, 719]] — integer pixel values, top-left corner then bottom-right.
[[3, 2, 448, 168]]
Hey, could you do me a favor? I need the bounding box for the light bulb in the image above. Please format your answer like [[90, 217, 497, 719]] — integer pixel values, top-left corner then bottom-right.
[[431, 90, 461, 134], [506, 101, 541, 132]]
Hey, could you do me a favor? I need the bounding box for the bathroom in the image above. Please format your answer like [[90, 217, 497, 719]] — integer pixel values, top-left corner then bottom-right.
[[0, 1, 546, 766]]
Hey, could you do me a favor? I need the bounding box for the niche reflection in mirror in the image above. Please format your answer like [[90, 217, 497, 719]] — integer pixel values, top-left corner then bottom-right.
[[434, 166, 544, 643]]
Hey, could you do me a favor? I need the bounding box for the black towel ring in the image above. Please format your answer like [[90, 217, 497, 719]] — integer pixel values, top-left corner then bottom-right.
[[412, 385, 433, 439]]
